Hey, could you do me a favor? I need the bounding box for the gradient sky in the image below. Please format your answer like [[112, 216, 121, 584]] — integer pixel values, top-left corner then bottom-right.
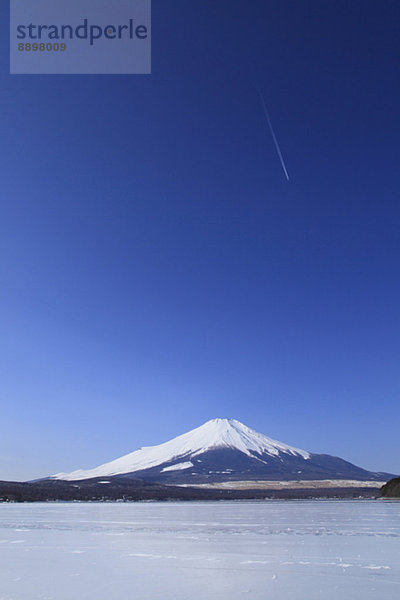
[[1, 0, 399, 480]]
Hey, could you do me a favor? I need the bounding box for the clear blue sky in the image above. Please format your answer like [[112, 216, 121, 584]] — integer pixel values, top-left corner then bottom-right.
[[1, 1, 399, 480]]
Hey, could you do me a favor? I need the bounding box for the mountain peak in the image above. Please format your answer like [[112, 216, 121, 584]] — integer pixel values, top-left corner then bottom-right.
[[190, 418, 310, 458], [53, 418, 310, 481]]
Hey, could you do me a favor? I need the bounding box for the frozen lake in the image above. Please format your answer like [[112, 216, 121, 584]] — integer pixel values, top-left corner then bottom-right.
[[0, 500, 399, 599]]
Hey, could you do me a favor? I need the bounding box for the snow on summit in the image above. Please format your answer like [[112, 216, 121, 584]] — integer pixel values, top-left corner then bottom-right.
[[53, 418, 310, 481]]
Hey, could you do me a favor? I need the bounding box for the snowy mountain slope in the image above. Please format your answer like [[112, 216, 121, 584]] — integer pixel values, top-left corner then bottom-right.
[[53, 418, 309, 481], [52, 418, 394, 483]]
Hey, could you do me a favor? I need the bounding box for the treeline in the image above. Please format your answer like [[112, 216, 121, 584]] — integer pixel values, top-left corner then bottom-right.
[[0, 476, 382, 502], [381, 477, 400, 498]]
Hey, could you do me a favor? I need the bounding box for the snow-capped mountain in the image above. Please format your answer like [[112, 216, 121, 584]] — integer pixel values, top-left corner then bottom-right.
[[53, 418, 393, 483]]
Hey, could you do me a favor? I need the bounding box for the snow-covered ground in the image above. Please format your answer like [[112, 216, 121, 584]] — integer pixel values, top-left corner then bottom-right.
[[180, 479, 386, 489], [0, 500, 399, 599]]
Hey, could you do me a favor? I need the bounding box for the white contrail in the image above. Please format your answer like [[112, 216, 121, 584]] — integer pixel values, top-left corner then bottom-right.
[[257, 89, 290, 181]]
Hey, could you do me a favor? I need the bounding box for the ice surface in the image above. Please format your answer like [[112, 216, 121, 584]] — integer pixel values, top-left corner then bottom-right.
[[0, 500, 399, 600], [53, 418, 310, 480]]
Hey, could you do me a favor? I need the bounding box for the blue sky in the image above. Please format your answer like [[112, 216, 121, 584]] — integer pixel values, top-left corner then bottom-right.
[[1, 0, 400, 480]]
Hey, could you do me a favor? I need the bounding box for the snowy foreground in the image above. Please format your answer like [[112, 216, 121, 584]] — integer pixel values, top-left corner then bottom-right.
[[0, 501, 399, 600]]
